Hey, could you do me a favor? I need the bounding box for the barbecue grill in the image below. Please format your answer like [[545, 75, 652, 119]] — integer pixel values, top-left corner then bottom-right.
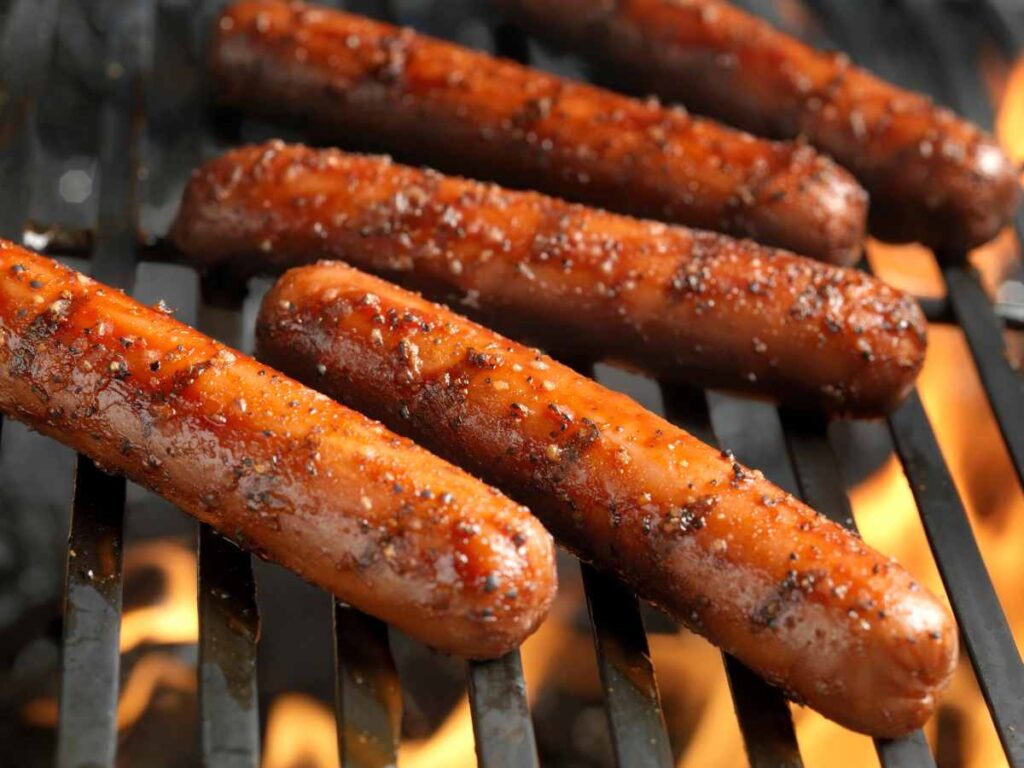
[[1, 0, 1022, 766]]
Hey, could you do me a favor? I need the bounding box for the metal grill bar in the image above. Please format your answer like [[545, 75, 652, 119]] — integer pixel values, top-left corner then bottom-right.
[[941, 264, 1024, 485], [888, 393, 1024, 765], [195, 273, 261, 768], [779, 411, 937, 768], [333, 604, 402, 768], [581, 563, 674, 768], [467, 652, 540, 768], [197, 526, 261, 767], [561, 365, 674, 768], [660, 387, 804, 768], [57, 456, 126, 768], [56, 3, 149, 765]]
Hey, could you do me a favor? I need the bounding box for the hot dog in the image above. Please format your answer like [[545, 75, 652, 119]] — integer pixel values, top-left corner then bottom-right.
[[256, 261, 957, 737], [208, 0, 869, 264], [498, 0, 1020, 252], [0, 241, 555, 658], [171, 141, 926, 416]]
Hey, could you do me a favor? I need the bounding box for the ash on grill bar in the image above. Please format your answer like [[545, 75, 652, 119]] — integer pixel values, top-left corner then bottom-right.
[[0, 0, 1021, 767]]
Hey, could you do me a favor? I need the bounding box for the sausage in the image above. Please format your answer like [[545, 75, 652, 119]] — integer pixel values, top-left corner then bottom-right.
[[256, 261, 957, 737], [498, 0, 1020, 253], [208, 0, 869, 265], [0, 241, 555, 659], [171, 141, 926, 416]]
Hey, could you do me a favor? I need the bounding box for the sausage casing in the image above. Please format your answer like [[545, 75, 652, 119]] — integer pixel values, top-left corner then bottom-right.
[[209, 0, 869, 264], [499, 0, 1020, 252], [171, 141, 926, 416], [257, 261, 957, 737], [0, 241, 556, 658]]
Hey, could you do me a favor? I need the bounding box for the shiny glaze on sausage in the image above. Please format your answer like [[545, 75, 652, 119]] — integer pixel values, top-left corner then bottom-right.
[[0, 241, 555, 658], [208, 0, 868, 264], [171, 141, 925, 416], [499, 0, 1020, 253], [257, 261, 957, 737]]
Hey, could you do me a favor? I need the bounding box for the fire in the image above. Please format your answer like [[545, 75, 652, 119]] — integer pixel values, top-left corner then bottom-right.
[[259, 595, 573, 768], [996, 56, 1024, 169], [22, 540, 199, 732], [263, 694, 340, 768], [120, 541, 199, 652]]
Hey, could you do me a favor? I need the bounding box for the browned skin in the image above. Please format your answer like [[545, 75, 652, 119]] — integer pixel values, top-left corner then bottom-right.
[[499, 0, 1021, 253], [171, 142, 926, 416], [257, 262, 957, 737], [0, 242, 556, 659], [209, 0, 869, 265]]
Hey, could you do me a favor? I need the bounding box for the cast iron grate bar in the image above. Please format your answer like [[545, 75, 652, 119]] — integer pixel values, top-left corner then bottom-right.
[[779, 410, 937, 768], [197, 526, 261, 767], [467, 651, 541, 768], [57, 2, 148, 765], [660, 386, 803, 768], [333, 603, 402, 768], [941, 263, 1024, 486], [581, 563, 675, 768], [568, 363, 672, 768], [196, 273, 261, 768], [887, 392, 1024, 766], [57, 456, 127, 768]]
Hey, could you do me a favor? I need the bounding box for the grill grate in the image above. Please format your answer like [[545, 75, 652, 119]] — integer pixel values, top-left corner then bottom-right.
[[0, 0, 1021, 766]]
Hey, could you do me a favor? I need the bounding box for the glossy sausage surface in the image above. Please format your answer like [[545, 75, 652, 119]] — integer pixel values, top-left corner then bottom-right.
[[209, 0, 868, 264], [257, 261, 957, 737], [172, 141, 925, 416], [0, 241, 555, 658], [499, 0, 1020, 252]]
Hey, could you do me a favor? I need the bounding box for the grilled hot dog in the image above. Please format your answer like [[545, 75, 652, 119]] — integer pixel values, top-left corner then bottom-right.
[[257, 261, 957, 737], [209, 0, 868, 264], [0, 241, 555, 658], [499, 0, 1020, 252], [171, 141, 926, 416]]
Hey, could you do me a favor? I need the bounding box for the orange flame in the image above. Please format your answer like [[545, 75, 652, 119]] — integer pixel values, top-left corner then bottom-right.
[[120, 541, 199, 653], [996, 57, 1024, 170]]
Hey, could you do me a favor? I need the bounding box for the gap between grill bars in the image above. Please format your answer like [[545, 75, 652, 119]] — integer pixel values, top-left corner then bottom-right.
[[0, 0, 1019, 766]]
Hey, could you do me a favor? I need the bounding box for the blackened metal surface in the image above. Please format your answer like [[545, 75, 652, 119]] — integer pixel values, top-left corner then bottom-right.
[[467, 650, 541, 768], [57, 455, 126, 768], [888, 393, 1024, 766], [56, 3, 149, 766], [942, 265, 1024, 485], [581, 563, 673, 768], [195, 269, 262, 768], [333, 603, 401, 768], [780, 410, 937, 768], [661, 386, 804, 768], [572, 365, 673, 768], [198, 526, 260, 768]]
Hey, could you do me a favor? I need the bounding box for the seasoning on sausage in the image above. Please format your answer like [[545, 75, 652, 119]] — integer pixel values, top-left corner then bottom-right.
[[0, 240, 556, 659], [171, 141, 925, 416], [498, 0, 1020, 252], [209, 0, 869, 264], [256, 260, 957, 737]]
